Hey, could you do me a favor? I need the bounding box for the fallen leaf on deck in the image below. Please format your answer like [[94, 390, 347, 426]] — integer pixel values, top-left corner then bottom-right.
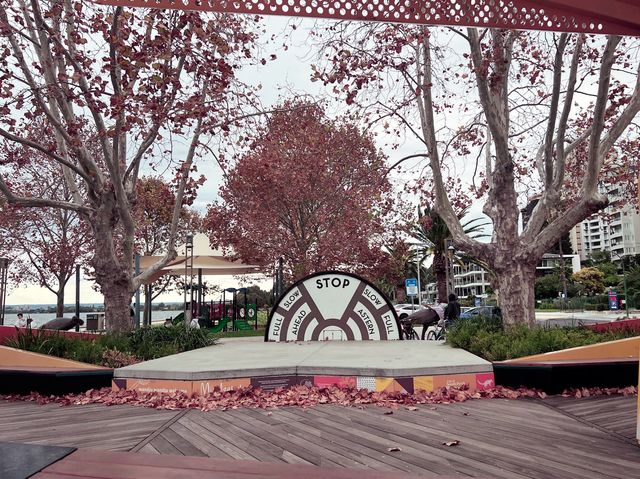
[[387, 447, 401, 452], [443, 440, 460, 447], [405, 406, 418, 411], [383, 410, 394, 415]]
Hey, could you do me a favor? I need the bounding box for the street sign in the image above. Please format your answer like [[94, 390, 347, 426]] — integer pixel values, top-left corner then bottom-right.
[[405, 278, 418, 297]]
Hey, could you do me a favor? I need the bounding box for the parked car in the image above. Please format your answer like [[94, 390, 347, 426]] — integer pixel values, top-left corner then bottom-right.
[[394, 303, 425, 319], [460, 306, 502, 320]]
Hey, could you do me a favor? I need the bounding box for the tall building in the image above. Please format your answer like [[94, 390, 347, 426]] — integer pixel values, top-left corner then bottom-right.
[[423, 254, 580, 302], [570, 187, 640, 261]]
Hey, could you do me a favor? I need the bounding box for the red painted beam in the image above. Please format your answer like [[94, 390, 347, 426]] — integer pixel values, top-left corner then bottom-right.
[[94, 0, 640, 36]]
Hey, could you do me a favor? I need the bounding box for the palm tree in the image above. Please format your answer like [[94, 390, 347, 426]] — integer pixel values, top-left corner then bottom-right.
[[410, 205, 489, 303], [376, 239, 429, 302]]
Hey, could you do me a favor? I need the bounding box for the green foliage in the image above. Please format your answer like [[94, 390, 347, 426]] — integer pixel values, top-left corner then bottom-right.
[[535, 274, 562, 300], [624, 266, 640, 307], [572, 267, 605, 296], [213, 328, 265, 338], [244, 286, 274, 309], [536, 295, 610, 310], [5, 326, 216, 366], [447, 316, 640, 361]]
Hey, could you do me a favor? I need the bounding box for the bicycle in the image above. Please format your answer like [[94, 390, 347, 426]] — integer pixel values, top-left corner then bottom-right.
[[400, 318, 420, 340], [425, 319, 449, 341]]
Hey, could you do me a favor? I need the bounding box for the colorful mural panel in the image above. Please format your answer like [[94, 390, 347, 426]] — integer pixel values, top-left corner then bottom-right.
[[194, 378, 251, 396], [314, 376, 357, 389], [114, 371, 495, 396], [124, 379, 193, 396], [251, 375, 314, 391]]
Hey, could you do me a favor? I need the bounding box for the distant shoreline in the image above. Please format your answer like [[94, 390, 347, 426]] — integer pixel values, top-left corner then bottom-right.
[[4, 303, 184, 314], [1, 310, 183, 328]]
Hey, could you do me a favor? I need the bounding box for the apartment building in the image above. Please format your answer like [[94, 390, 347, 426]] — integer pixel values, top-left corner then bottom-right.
[[570, 188, 640, 261]]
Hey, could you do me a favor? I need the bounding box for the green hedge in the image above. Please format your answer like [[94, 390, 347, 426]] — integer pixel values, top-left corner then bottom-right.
[[5, 327, 216, 367], [446, 316, 640, 362]]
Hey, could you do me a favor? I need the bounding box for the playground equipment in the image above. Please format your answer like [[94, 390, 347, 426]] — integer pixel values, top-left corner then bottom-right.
[[172, 286, 259, 334]]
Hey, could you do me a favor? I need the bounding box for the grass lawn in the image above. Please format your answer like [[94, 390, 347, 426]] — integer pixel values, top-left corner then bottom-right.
[[213, 329, 265, 339]]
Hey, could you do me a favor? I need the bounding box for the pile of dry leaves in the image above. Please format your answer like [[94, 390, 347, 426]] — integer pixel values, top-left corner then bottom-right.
[[0, 384, 635, 411]]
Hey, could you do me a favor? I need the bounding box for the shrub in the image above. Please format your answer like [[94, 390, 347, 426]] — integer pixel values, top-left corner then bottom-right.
[[5, 326, 216, 366], [126, 326, 215, 360], [446, 316, 640, 361]]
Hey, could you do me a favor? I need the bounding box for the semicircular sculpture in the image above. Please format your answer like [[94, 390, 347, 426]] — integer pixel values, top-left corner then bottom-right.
[[266, 271, 401, 341]]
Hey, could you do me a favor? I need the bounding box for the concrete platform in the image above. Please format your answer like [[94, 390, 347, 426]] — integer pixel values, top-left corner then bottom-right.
[[113, 340, 494, 397]]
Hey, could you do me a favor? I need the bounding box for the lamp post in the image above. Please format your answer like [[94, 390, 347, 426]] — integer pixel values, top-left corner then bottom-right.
[[416, 255, 423, 306], [0, 258, 9, 326], [611, 250, 629, 318], [184, 233, 194, 326], [444, 239, 455, 301], [409, 241, 431, 304]]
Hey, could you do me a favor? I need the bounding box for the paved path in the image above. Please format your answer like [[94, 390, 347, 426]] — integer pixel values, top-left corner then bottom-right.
[[1, 395, 637, 478]]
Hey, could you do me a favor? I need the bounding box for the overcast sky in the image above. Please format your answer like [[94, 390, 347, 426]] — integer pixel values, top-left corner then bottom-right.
[[6, 15, 486, 306]]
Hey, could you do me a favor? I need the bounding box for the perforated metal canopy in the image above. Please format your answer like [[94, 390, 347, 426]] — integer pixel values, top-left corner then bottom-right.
[[96, 1, 640, 36]]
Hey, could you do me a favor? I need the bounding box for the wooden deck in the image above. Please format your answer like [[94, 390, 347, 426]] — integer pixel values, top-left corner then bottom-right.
[[544, 394, 638, 443], [1, 396, 638, 478]]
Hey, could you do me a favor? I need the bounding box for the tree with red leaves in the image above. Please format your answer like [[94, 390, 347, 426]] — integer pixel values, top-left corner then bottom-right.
[[205, 101, 396, 282], [134, 177, 200, 326], [0, 2, 262, 330], [315, 26, 640, 326], [0, 161, 90, 317]]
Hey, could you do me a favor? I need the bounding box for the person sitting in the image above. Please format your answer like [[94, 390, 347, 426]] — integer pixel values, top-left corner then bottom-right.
[[15, 313, 35, 328], [41, 315, 84, 331]]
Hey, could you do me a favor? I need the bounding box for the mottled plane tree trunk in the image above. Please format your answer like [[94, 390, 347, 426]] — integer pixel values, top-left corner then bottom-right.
[[0, 1, 261, 330], [316, 26, 640, 326]]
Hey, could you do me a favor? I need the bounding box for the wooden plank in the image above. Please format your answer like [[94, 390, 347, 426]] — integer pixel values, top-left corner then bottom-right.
[[138, 443, 160, 455], [167, 420, 230, 458], [252, 408, 394, 470], [295, 406, 537, 479], [300, 403, 639, 479], [272, 408, 428, 474], [188, 412, 277, 461], [223, 408, 339, 467], [239, 408, 381, 470], [158, 428, 210, 457], [147, 434, 183, 456], [201, 410, 291, 461], [176, 413, 257, 460], [41, 449, 438, 479], [540, 396, 638, 443], [283, 406, 507, 479], [383, 402, 640, 473]]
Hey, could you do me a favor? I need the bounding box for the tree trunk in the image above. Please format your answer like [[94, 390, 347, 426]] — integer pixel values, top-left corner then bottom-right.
[[55, 287, 64, 318], [494, 262, 537, 327], [90, 204, 134, 332], [395, 285, 406, 303], [433, 252, 447, 303], [102, 282, 133, 331]]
